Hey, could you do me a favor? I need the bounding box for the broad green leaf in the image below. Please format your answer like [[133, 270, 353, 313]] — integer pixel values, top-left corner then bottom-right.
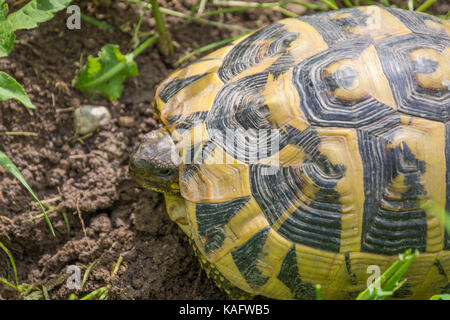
[[0, 32, 15, 57], [0, 0, 8, 20], [0, 0, 71, 32], [74, 44, 138, 101], [0, 0, 71, 57], [0, 151, 55, 236], [0, 71, 35, 109]]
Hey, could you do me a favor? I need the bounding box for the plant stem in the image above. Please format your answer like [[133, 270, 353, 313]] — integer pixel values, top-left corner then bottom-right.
[[0, 278, 17, 291], [124, 0, 251, 32], [150, 0, 174, 56], [132, 6, 148, 48], [176, 32, 247, 65], [131, 35, 159, 57], [0, 131, 37, 136], [198, 0, 207, 15]]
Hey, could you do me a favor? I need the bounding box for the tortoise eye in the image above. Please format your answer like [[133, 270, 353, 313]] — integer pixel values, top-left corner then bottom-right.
[[155, 168, 172, 177]]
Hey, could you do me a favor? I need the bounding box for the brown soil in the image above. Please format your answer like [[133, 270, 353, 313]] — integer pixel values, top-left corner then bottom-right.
[[0, 0, 447, 300], [0, 0, 286, 300]]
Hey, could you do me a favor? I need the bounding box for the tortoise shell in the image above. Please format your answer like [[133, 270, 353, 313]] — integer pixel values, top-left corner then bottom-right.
[[154, 6, 450, 299]]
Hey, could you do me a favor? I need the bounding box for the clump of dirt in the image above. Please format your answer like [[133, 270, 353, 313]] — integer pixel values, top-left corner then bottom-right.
[[0, 0, 283, 300]]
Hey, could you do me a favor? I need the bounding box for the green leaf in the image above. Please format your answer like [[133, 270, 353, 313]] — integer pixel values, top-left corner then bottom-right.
[[0, 0, 71, 57], [0, 0, 8, 20], [0, 151, 55, 236], [0, 32, 15, 58], [0, 0, 71, 32], [74, 44, 138, 101], [0, 71, 36, 109], [429, 294, 450, 300]]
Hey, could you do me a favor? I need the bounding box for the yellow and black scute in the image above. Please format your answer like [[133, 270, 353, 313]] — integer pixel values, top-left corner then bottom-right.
[[153, 6, 450, 299]]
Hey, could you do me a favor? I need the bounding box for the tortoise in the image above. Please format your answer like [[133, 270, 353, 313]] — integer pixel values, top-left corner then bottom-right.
[[129, 6, 450, 299]]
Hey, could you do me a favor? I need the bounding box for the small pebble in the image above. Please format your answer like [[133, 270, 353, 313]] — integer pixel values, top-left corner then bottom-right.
[[119, 116, 135, 128], [73, 105, 111, 135]]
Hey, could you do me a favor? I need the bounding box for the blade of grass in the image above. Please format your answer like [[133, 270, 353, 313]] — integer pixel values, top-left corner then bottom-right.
[[284, 1, 327, 11], [98, 288, 109, 300], [318, 0, 338, 10], [82, 259, 101, 289], [0, 277, 17, 290], [176, 32, 248, 65], [80, 13, 115, 32], [42, 285, 49, 300], [430, 294, 450, 300], [328, 0, 338, 7], [61, 211, 71, 238], [342, 0, 354, 7], [69, 293, 77, 300], [80, 286, 107, 300], [111, 255, 124, 276], [0, 151, 55, 236], [275, 6, 298, 17], [0, 131, 37, 136], [131, 5, 149, 49], [150, 0, 174, 56], [0, 241, 18, 288], [381, 250, 418, 293], [361, 0, 377, 5], [380, 0, 391, 7], [356, 249, 418, 300], [190, 0, 203, 16], [415, 0, 435, 12], [315, 284, 322, 300]]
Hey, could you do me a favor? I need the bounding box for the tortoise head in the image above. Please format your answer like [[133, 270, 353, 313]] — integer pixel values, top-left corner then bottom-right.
[[129, 128, 181, 194]]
